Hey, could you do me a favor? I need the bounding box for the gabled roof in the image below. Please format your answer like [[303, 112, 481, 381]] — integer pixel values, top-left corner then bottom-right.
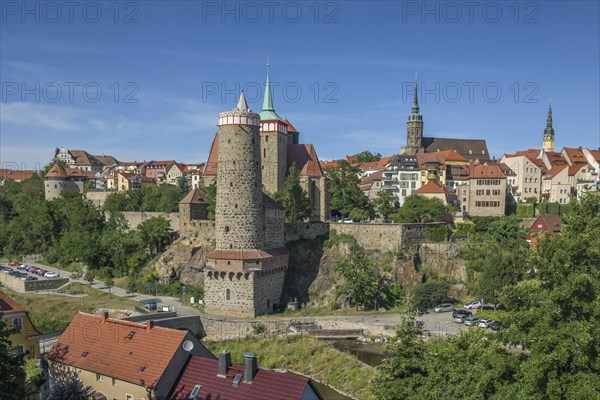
[[438, 149, 469, 163], [93, 155, 119, 166], [468, 163, 506, 179], [47, 312, 190, 389], [416, 181, 446, 194], [356, 161, 379, 172], [146, 160, 175, 167], [422, 137, 490, 161], [586, 149, 600, 162], [416, 152, 447, 170], [562, 147, 588, 165], [45, 164, 68, 178], [0, 290, 26, 314], [544, 164, 568, 179], [179, 188, 209, 204], [319, 160, 339, 170], [567, 164, 585, 176], [528, 214, 563, 234], [203, 133, 219, 177], [497, 163, 516, 176], [168, 355, 316, 400], [287, 144, 324, 177], [68, 150, 95, 166], [545, 151, 568, 167], [360, 170, 383, 191], [376, 156, 394, 170]]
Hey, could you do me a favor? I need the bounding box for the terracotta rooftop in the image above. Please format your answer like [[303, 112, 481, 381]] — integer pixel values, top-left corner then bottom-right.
[[45, 164, 68, 178], [587, 149, 600, 162], [497, 163, 516, 176], [319, 160, 339, 170], [47, 312, 190, 389], [416, 181, 447, 194], [376, 156, 394, 170], [0, 290, 26, 315], [438, 149, 469, 163], [562, 147, 588, 165], [203, 133, 219, 176], [0, 169, 36, 181], [206, 247, 287, 261], [284, 118, 298, 133], [544, 164, 568, 179], [416, 152, 447, 170], [533, 214, 563, 233], [168, 355, 316, 400], [468, 163, 506, 179], [356, 161, 379, 172], [93, 155, 119, 166], [287, 144, 324, 177]]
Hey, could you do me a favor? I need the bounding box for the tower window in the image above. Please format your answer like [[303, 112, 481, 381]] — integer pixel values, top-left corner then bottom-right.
[[226, 289, 231, 301], [225, 226, 230, 232], [265, 135, 268, 142], [263, 149, 266, 158]]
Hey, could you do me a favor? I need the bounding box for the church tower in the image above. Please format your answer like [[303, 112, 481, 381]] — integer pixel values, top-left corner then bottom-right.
[[205, 92, 288, 318], [400, 78, 424, 155], [259, 62, 288, 196], [542, 102, 555, 153]]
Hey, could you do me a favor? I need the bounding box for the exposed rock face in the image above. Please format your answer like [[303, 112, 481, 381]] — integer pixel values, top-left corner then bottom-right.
[[154, 236, 214, 287], [417, 243, 467, 283]]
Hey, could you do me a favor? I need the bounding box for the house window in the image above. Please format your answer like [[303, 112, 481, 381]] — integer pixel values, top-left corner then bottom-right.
[[12, 318, 22, 331], [16, 345, 25, 355], [96, 374, 103, 382], [126, 395, 134, 400]]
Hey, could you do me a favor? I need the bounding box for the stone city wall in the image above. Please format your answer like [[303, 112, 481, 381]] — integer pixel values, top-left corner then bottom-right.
[[0, 273, 69, 292], [117, 211, 179, 231]]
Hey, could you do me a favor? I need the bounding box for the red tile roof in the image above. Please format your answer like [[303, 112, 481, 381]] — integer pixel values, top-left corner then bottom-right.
[[0, 290, 26, 314], [47, 312, 189, 389], [356, 161, 379, 172], [416, 152, 447, 170], [284, 119, 298, 133], [206, 247, 287, 261], [567, 164, 584, 176], [438, 149, 469, 163], [416, 181, 446, 194], [360, 170, 383, 191], [544, 164, 568, 179], [169, 356, 315, 400], [0, 169, 36, 181], [376, 156, 394, 170], [468, 163, 506, 179], [587, 149, 600, 162], [45, 164, 68, 178], [203, 133, 219, 176], [287, 144, 324, 177], [562, 147, 588, 165], [319, 160, 339, 170], [179, 188, 209, 204]]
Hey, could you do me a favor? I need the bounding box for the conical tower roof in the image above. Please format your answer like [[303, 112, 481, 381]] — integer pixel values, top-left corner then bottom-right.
[[259, 61, 282, 121]]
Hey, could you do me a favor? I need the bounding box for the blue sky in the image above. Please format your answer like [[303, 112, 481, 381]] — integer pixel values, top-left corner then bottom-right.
[[1, 1, 599, 169]]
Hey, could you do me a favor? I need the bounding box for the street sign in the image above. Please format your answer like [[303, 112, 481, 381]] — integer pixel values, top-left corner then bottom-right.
[[146, 282, 152, 288], [182, 286, 187, 294]]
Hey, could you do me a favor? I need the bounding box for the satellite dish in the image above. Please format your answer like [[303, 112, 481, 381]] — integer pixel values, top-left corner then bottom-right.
[[182, 340, 194, 352]]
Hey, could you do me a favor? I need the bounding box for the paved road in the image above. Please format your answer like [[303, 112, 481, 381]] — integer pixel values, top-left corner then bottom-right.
[[23, 262, 202, 317]]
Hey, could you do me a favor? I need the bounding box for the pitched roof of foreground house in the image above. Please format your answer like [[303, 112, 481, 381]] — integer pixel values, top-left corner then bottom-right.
[[179, 188, 209, 204], [0, 169, 36, 181], [416, 180, 447, 194], [47, 312, 193, 389], [168, 355, 321, 400], [468, 163, 506, 179], [0, 290, 26, 315]]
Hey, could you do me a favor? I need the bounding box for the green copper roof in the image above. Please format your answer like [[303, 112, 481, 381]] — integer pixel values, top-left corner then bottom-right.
[[259, 65, 282, 121]]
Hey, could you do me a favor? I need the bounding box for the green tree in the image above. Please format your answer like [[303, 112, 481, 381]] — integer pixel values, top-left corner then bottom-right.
[[501, 192, 600, 398], [372, 317, 427, 400], [283, 163, 313, 222], [451, 221, 480, 241], [390, 194, 448, 223], [201, 181, 217, 221], [138, 216, 173, 256], [48, 380, 93, 400], [487, 216, 527, 248], [411, 281, 450, 308], [0, 317, 26, 399], [351, 150, 382, 163], [372, 191, 399, 221], [177, 175, 190, 197], [335, 245, 379, 309], [348, 207, 369, 222], [325, 160, 368, 218]]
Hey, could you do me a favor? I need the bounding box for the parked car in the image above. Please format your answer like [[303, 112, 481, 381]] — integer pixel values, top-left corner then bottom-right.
[[489, 321, 502, 331], [7, 262, 20, 267], [478, 305, 495, 311], [495, 303, 506, 310], [44, 271, 57, 278], [23, 276, 38, 281], [454, 314, 469, 324], [452, 309, 472, 318], [0, 267, 12, 273], [416, 306, 429, 316], [464, 301, 482, 309], [464, 317, 480, 326], [478, 319, 493, 328], [35, 269, 47, 276], [16, 264, 28, 270], [25, 266, 35, 272], [434, 303, 454, 313]]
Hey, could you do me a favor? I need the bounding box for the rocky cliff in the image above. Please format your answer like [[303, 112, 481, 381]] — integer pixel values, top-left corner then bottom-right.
[[154, 236, 214, 286]]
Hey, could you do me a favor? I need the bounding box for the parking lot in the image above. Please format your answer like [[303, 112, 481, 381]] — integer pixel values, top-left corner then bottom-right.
[[0, 262, 61, 281]]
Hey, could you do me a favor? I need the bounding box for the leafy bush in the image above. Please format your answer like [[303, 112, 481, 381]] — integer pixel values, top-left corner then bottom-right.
[[411, 281, 450, 308], [516, 203, 535, 218], [424, 225, 447, 242]]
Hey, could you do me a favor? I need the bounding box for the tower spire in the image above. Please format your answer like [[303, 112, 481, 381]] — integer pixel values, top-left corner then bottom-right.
[[543, 100, 555, 152], [412, 73, 419, 113], [236, 91, 249, 112], [259, 57, 282, 121]]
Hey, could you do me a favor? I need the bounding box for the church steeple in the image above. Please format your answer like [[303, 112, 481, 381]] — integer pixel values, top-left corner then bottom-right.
[[543, 101, 555, 152], [259, 59, 282, 121], [400, 74, 424, 156]]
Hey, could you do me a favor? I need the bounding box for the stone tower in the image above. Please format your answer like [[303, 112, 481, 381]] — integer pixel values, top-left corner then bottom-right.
[[400, 79, 424, 155], [205, 92, 288, 318], [259, 63, 288, 196], [542, 102, 555, 153]]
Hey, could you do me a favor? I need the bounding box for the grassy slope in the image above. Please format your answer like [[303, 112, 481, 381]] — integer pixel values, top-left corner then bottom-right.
[[205, 335, 376, 400], [3, 283, 141, 332]]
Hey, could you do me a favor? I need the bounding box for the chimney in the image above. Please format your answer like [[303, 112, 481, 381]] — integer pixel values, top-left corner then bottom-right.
[[102, 311, 109, 320], [217, 351, 231, 377], [146, 320, 154, 330], [243, 353, 257, 383]]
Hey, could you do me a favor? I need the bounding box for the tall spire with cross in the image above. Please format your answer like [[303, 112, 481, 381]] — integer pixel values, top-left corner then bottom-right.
[[260, 56, 282, 121], [401, 73, 424, 155], [412, 73, 420, 113]]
